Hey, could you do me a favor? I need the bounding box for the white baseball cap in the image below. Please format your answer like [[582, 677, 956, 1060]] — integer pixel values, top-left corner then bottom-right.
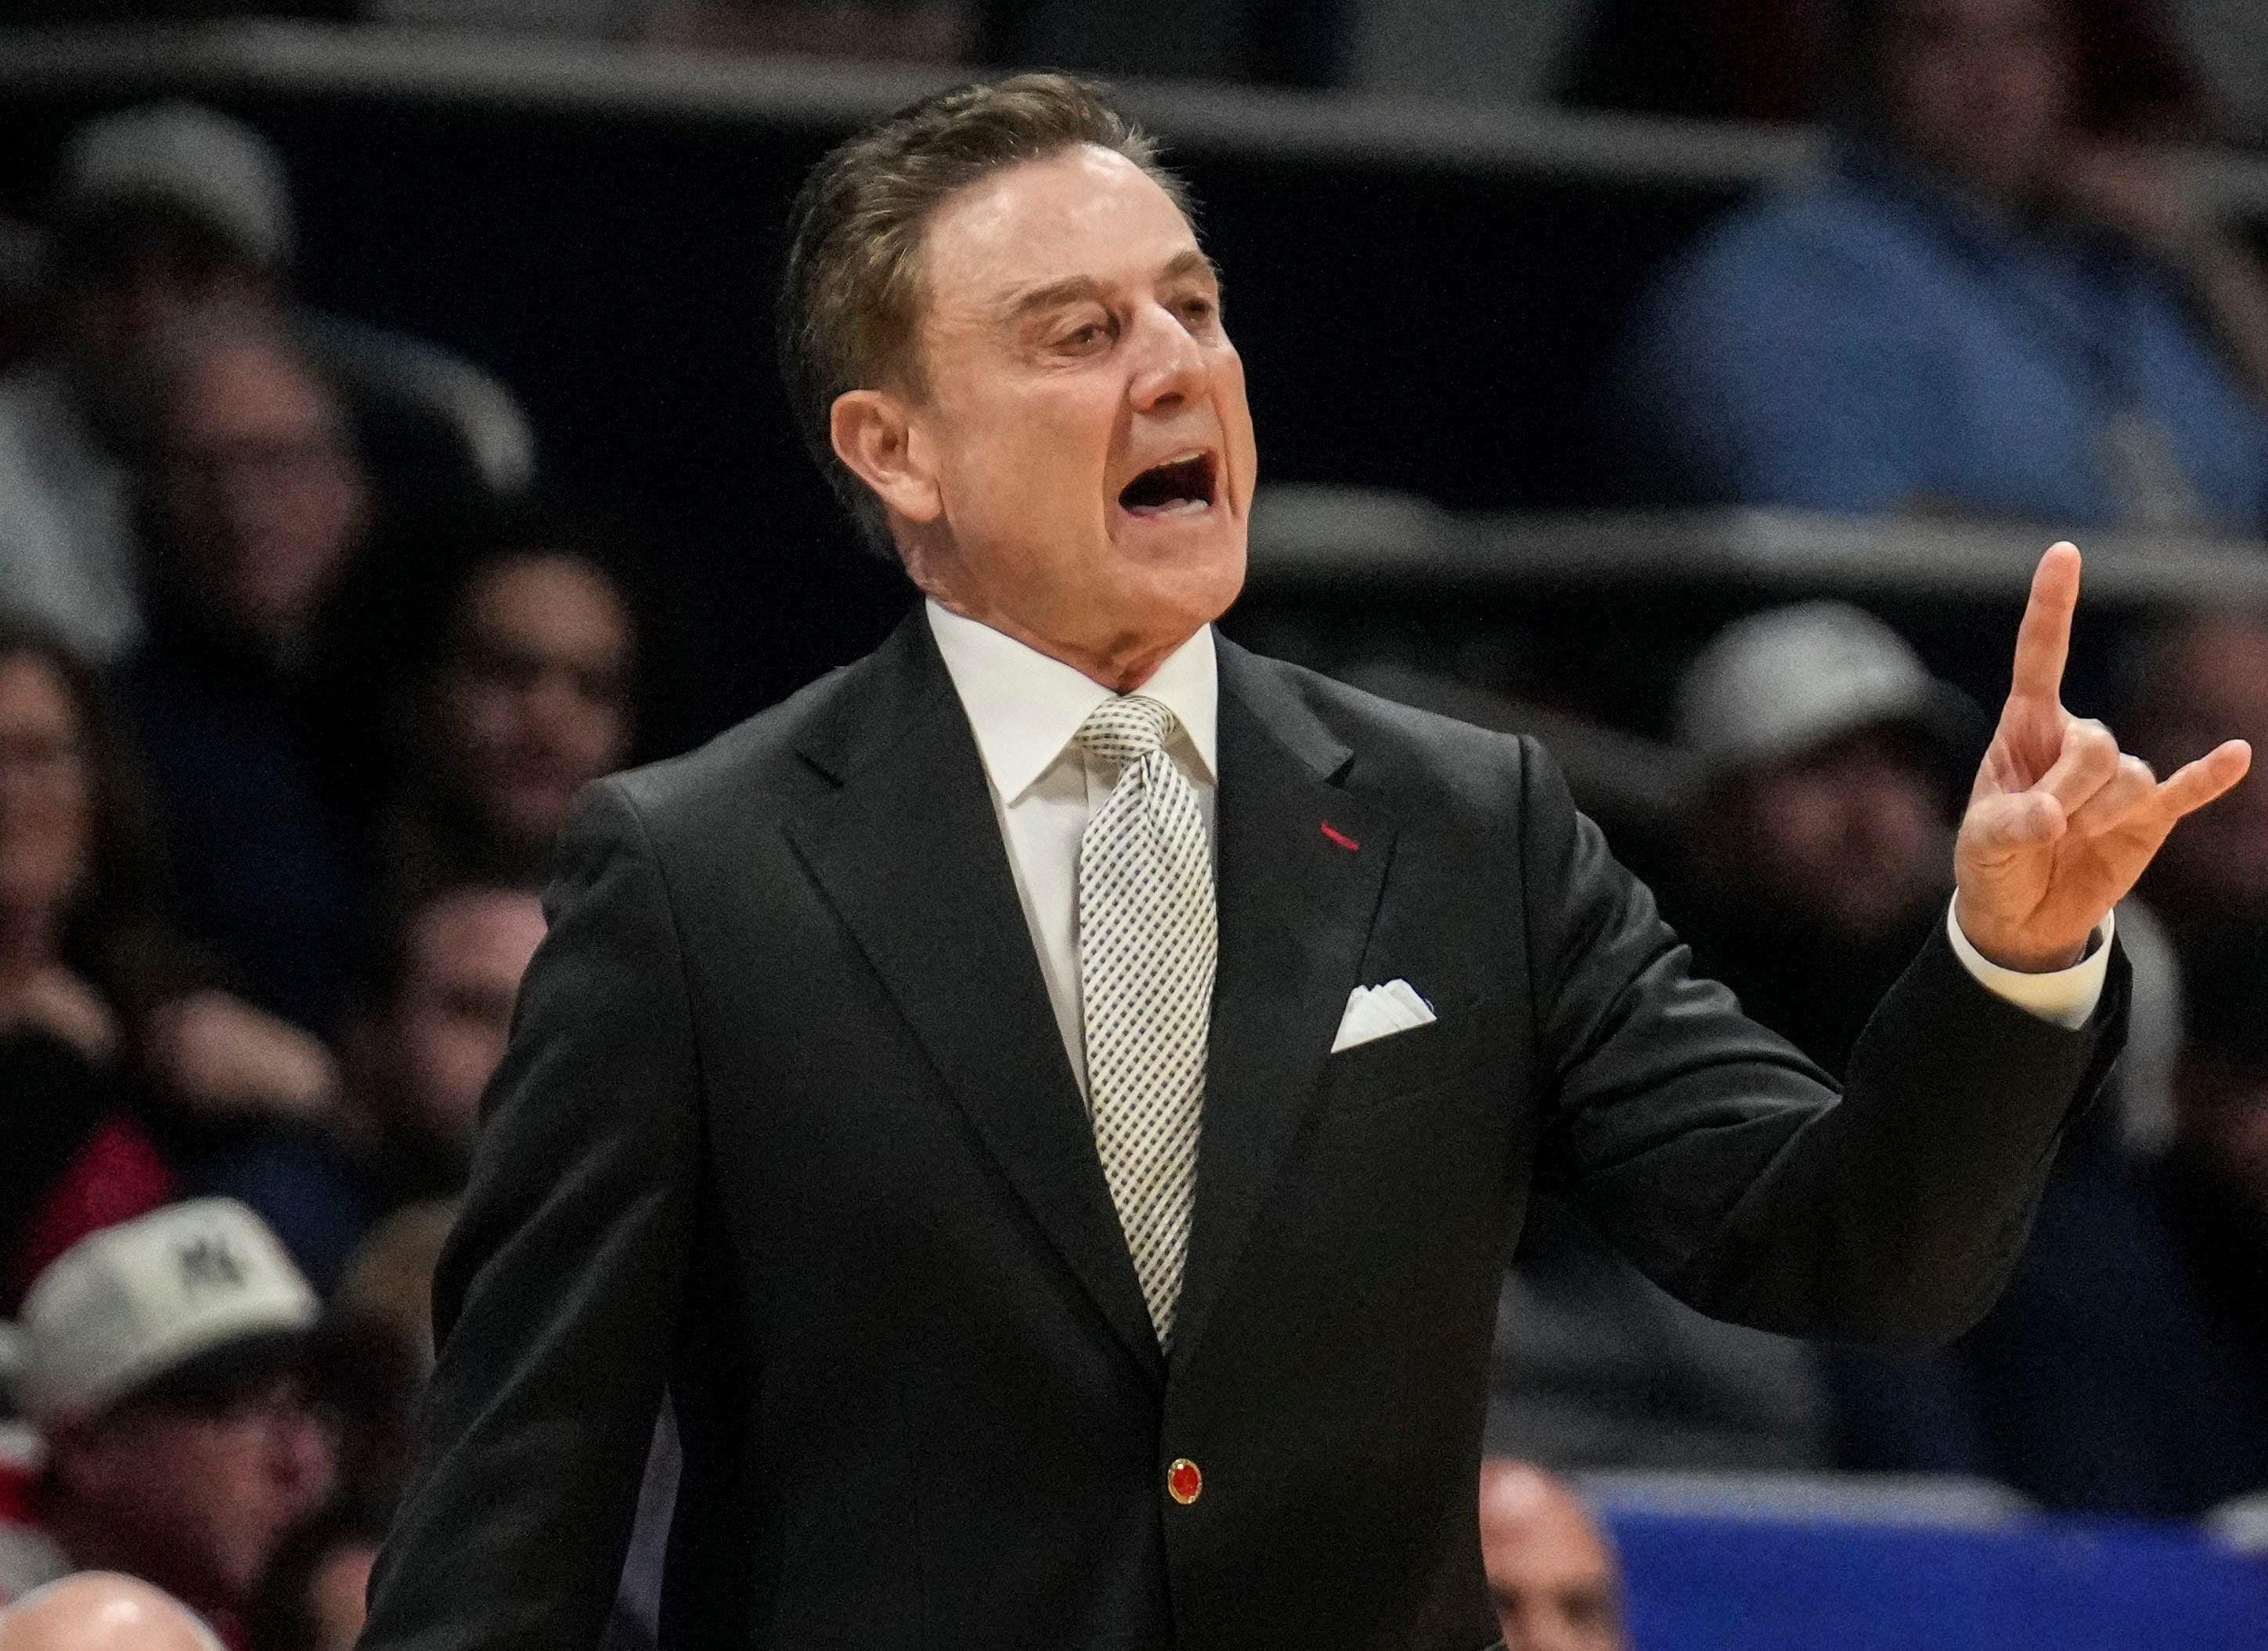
[[1675, 602, 1975, 784], [19, 1200, 319, 1424], [56, 103, 294, 269]]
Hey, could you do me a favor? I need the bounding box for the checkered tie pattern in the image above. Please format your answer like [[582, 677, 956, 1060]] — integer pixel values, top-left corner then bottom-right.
[[1076, 694, 1217, 1346]]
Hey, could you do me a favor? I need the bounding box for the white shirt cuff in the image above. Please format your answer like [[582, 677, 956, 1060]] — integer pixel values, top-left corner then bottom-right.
[[1945, 899, 2113, 1031]]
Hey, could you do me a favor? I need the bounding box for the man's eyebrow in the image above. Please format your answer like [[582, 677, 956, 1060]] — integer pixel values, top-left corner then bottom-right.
[[998, 274, 1109, 323], [1159, 248, 1221, 287], [996, 251, 1223, 323]]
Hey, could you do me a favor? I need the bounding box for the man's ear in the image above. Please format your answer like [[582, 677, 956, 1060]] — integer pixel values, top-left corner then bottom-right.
[[831, 389, 943, 527]]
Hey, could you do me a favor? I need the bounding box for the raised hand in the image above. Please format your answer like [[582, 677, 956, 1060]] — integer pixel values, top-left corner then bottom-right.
[[1955, 543, 2252, 973]]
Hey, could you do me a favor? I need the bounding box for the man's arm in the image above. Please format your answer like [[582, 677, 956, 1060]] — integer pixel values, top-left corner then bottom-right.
[[1520, 737, 2126, 1344], [361, 781, 701, 1651]]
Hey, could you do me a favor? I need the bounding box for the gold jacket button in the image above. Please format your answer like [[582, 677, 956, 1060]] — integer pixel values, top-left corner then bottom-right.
[[1166, 1458, 1203, 1505]]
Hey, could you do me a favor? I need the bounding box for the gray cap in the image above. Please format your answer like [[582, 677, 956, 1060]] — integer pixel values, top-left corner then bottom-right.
[[1675, 601, 1973, 780], [56, 102, 294, 269], [19, 1199, 319, 1423]]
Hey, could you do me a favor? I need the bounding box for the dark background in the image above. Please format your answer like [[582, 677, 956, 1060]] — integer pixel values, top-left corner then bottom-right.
[[0, 85, 1737, 742]]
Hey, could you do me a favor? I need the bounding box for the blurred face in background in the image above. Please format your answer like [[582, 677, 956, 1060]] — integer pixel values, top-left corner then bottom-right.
[[1707, 726, 1953, 941], [2138, 615, 2268, 916], [52, 1372, 336, 1610], [370, 887, 545, 1165], [1478, 1462, 1626, 1651], [150, 332, 368, 653], [1877, 0, 2075, 204], [432, 555, 635, 857], [0, 652, 91, 935], [2174, 1054, 2268, 1218], [53, 205, 276, 417]]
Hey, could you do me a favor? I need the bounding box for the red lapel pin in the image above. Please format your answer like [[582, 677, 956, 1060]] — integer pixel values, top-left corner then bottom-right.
[[1319, 822, 1360, 853]]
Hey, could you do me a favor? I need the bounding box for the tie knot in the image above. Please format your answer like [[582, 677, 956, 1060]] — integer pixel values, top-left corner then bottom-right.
[[1076, 694, 1179, 767]]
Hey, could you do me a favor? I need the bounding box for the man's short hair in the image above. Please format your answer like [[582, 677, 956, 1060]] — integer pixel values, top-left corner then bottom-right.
[[777, 72, 1191, 556]]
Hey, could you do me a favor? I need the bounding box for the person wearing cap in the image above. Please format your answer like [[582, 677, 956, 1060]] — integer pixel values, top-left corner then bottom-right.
[[1671, 601, 1980, 1072], [0, 1202, 334, 1650], [0, 103, 534, 672], [0, 104, 292, 666]]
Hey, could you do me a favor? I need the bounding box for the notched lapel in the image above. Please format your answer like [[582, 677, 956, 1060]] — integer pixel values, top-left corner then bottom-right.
[[783, 616, 1165, 1387], [1173, 645, 1397, 1370]]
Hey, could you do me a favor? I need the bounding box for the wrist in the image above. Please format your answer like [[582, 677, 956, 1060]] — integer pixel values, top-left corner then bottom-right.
[[1979, 939, 2089, 974], [1952, 894, 2090, 974]]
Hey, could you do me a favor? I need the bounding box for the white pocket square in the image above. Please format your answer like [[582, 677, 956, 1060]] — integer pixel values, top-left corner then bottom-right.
[[1331, 979, 1437, 1054]]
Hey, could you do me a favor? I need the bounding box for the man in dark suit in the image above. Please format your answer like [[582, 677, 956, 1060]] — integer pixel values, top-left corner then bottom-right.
[[358, 74, 2252, 1651]]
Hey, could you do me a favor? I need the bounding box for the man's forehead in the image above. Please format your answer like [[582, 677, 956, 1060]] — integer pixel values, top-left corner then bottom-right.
[[922, 146, 1203, 312]]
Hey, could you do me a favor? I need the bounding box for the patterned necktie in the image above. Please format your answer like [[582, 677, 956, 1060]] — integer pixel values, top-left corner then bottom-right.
[[1076, 694, 1217, 1346]]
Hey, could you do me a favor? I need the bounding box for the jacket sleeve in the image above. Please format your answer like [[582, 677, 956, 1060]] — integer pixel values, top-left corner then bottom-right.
[[360, 780, 701, 1651], [1517, 738, 2128, 1344]]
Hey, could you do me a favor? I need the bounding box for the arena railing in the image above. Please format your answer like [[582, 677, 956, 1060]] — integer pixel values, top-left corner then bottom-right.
[[1246, 487, 2268, 607], [4, 19, 2268, 209]]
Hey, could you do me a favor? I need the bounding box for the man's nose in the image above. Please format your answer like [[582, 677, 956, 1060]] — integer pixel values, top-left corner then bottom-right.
[[1127, 303, 1207, 413]]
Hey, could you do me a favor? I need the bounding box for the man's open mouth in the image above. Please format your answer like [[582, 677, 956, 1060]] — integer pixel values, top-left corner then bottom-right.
[[1118, 450, 1219, 517]]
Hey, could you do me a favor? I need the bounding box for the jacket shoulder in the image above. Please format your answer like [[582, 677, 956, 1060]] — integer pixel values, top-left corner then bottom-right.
[[1229, 647, 1539, 811], [597, 651, 882, 842]]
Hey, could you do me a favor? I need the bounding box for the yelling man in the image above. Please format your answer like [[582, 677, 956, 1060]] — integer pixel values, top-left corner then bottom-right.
[[360, 74, 2249, 1651]]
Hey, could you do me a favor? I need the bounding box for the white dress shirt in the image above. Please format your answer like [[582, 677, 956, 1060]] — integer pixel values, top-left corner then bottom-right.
[[928, 600, 1219, 1097], [925, 601, 2111, 1095]]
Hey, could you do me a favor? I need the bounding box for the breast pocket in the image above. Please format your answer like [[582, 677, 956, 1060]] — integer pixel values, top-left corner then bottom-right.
[[1322, 992, 1505, 1116]]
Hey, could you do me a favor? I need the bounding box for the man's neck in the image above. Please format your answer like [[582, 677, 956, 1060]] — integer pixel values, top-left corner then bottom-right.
[[925, 593, 1192, 695]]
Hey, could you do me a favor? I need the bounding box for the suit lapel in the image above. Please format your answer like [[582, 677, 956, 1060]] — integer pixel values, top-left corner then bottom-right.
[[1171, 640, 1397, 1370], [784, 613, 1165, 1387]]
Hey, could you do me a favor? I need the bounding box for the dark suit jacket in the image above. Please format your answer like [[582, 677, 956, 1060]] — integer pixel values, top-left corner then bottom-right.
[[360, 611, 2126, 1651]]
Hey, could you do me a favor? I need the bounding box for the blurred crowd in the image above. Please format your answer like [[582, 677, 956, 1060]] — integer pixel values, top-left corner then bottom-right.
[[4, 0, 2268, 1647]]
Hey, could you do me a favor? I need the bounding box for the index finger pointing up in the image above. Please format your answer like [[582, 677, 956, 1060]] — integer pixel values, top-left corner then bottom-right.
[[2010, 542, 2082, 706]]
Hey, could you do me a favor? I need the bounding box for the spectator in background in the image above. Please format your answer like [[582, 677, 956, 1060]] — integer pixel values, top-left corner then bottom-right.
[[1477, 1462, 1627, 1651], [0, 1202, 334, 1649], [0, 1573, 227, 1651], [0, 624, 333, 1311], [1616, 0, 2268, 535], [2132, 609, 2268, 970], [197, 884, 543, 1292], [119, 319, 375, 1038], [0, 104, 290, 667], [0, 99, 534, 674], [378, 510, 642, 905], [1670, 603, 1973, 1063]]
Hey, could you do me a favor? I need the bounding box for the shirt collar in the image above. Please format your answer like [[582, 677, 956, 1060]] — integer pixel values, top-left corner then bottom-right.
[[925, 599, 1218, 805]]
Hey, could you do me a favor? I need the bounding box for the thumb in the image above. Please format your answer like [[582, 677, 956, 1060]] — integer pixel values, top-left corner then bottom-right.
[[1963, 789, 2068, 864]]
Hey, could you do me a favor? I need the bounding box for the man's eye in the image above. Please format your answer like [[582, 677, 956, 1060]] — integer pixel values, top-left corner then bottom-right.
[[1058, 322, 1109, 350]]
